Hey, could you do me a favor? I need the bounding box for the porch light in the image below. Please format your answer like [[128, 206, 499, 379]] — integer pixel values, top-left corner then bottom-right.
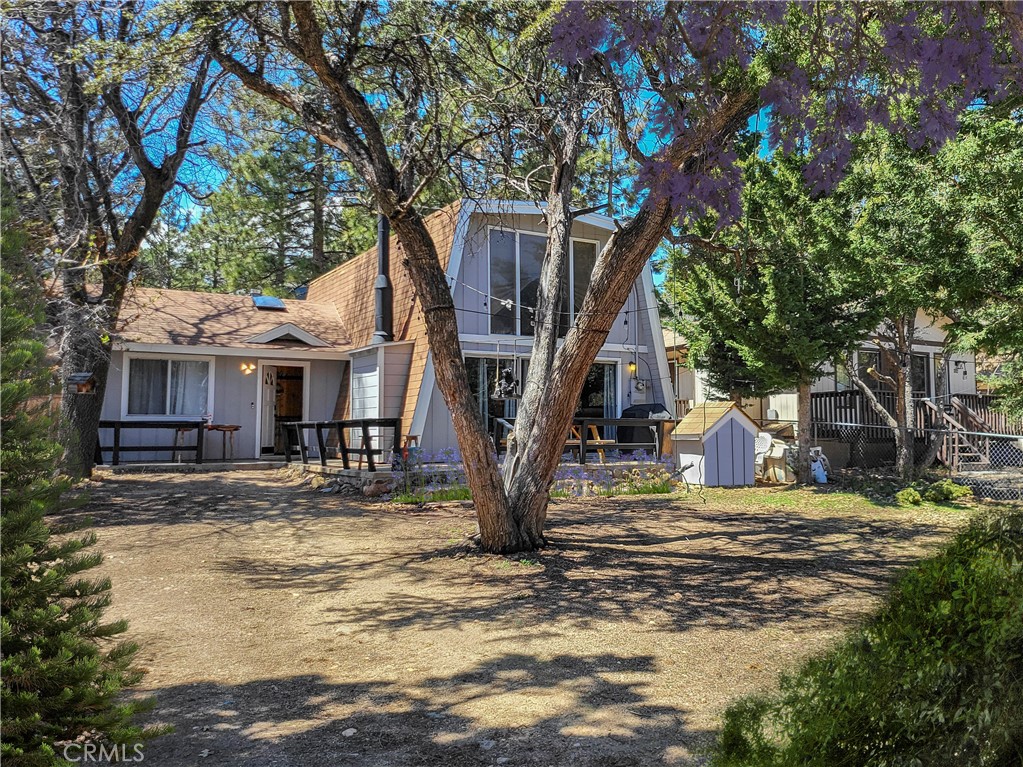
[[240, 362, 257, 375], [628, 361, 637, 377]]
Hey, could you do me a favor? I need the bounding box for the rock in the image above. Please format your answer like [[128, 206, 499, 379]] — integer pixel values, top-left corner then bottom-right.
[[342, 728, 357, 737], [362, 478, 393, 497], [479, 740, 496, 751]]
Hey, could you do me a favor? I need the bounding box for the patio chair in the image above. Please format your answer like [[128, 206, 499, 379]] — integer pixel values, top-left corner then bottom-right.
[[754, 431, 773, 477]]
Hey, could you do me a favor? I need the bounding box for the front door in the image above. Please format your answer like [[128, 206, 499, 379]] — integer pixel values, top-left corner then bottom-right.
[[260, 366, 278, 455], [259, 364, 306, 455]]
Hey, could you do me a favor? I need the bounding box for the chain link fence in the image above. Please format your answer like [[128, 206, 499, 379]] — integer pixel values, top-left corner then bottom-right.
[[810, 422, 1023, 502]]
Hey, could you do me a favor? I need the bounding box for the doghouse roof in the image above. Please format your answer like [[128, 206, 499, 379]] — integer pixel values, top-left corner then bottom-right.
[[671, 401, 759, 441]]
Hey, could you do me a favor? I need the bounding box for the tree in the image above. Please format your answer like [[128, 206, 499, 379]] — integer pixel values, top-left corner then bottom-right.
[[938, 103, 1023, 421], [200, 1, 1020, 551], [839, 131, 979, 479], [668, 151, 877, 483], [1, 1, 220, 478], [0, 200, 160, 766], [137, 93, 379, 295]]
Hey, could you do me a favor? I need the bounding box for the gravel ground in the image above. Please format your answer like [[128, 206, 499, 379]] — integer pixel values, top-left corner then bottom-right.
[[68, 470, 971, 767]]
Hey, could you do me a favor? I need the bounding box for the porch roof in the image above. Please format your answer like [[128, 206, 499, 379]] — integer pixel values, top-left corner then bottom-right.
[[115, 286, 352, 353]]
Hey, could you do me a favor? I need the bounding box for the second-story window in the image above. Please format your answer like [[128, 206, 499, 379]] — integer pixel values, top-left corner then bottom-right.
[[488, 228, 599, 336]]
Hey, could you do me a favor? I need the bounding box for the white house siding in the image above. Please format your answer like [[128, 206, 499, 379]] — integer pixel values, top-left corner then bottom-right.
[[382, 344, 413, 419], [350, 349, 380, 420], [98, 350, 341, 462]]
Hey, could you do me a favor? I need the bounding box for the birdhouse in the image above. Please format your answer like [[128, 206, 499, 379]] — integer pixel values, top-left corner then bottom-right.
[[67, 372, 97, 394]]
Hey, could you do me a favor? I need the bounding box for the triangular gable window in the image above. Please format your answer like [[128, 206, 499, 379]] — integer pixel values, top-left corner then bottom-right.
[[245, 323, 329, 347]]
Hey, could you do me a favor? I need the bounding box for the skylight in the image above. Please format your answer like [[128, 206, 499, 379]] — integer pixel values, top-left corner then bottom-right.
[[252, 295, 287, 311]]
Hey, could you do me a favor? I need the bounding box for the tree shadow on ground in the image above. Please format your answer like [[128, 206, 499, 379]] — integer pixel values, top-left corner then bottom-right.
[[63, 472, 380, 528], [140, 652, 709, 767], [212, 491, 951, 635]]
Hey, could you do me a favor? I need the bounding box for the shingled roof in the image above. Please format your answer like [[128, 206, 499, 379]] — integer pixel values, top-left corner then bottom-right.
[[671, 401, 758, 439], [115, 286, 351, 353], [306, 201, 463, 427]]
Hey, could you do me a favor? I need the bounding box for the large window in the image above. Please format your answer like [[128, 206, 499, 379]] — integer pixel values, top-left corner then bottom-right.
[[488, 229, 600, 336], [465, 357, 517, 441], [126, 357, 211, 416]]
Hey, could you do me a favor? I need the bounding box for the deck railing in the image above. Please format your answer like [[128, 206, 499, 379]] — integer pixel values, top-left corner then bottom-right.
[[96, 419, 207, 466], [955, 394, 1023, 436], [281, 418, 401, 472], [494, 416, 674, 464]]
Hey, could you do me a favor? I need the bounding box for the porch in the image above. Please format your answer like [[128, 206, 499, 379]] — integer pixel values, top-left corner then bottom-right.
[[279, 416, 677, 473]]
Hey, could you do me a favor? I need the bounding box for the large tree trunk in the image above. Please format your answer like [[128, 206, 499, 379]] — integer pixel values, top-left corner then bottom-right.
[[500, 65, 586, 546], [57, 305, 112, 479], [388, 212, 526, 552], [796, 379, 813, 484]]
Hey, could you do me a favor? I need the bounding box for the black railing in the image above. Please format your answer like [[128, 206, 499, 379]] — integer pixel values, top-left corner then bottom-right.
[[96, 419, 207, 466], [494, 417, 674, 465], [281, 418, 401, 472]]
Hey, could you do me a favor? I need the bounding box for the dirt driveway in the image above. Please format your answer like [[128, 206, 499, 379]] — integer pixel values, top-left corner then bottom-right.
[[72, 470, 967, 766]]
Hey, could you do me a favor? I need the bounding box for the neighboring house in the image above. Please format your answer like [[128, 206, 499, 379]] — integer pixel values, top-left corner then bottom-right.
[[665, 309, 979, 425], [98, 199, 672, 462]]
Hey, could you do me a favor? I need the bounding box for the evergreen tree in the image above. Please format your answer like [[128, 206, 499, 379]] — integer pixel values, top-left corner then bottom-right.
[[840, 131, 979, 478], [1, 202, 162, 765], [137, 95, 377, 295], [938, 104, 1023, 420], [667, 150, 876, 482]]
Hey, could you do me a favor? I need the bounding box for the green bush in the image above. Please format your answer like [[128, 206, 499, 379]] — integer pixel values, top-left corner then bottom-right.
[[394, 485, 473, 504], [923, 478, 973, 504], [711, 509, 1023, 767], [894, 487, 922, 506], [1, 217, 163, 765]]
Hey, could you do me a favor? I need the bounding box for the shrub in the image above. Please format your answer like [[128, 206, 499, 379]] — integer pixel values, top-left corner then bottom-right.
[[1, 227, 162, 764], [894, 487, 922, 506], [710, 510, 1023, 767], [923, 478, 973, 504]]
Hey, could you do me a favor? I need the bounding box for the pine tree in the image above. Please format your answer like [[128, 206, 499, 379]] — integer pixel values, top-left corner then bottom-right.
[[667, 150, 877, 482], [1, 202, 163, 766]]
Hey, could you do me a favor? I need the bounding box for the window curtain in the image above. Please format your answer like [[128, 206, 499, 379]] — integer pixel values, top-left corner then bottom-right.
[[169, 360, 209, 415], [127, 359, 167, 414]]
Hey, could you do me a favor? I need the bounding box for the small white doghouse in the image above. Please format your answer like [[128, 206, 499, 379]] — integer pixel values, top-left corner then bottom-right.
[[671, 402, 758, 487]]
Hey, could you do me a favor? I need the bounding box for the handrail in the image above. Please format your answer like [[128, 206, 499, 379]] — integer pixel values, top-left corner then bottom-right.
[[96, 418, 208, 466], [281, 418, 401, 472]]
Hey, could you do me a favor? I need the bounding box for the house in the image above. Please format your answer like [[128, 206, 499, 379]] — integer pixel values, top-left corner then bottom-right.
[[665, 309, 980, 425], [98, 288, 351, 461], [305, 200, 673, 454], [98, 200, 673, 463]]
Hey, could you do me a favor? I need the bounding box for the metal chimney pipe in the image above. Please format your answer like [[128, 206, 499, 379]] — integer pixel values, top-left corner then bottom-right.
[[372, 214, 393, 343]]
